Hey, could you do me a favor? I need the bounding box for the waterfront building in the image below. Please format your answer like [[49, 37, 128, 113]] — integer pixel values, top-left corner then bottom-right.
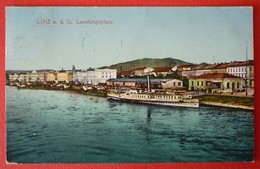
[[86, 69, 117, 85], [17, 73, 29, 83], [57, 70, 73, 83], [188, 73, 244, 92], [28, 70, 47, 83], [193, 63, 231, 76], [226, 60, 254, 88], [73, 69, 88, 84], [161, 79, 183, 89], [9, 73, 19, 82], [73, 69, 117, 85], [193, 65, 214, 76], [209, 63, 231, 74], [106, 78, 183, 90], [46, 72, 57, 82], [248, 63, 254, 88]]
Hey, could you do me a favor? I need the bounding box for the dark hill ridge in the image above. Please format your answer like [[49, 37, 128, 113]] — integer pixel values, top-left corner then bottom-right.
[[99, 57, 193, 71], [6, 69, 55, 74]]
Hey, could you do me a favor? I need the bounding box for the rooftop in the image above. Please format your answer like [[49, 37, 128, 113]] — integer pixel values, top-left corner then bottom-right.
[[118, 70, 134, 76], [107, 78, 178, 83], [152, 67, 172, 73], [190, 73, 242, 79]]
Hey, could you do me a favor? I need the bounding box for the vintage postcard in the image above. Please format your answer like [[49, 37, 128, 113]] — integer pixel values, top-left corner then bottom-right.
[[6, 7, 254, 163]]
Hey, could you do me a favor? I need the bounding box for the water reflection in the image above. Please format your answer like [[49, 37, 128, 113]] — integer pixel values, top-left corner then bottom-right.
[[147, 106, 152, 121]]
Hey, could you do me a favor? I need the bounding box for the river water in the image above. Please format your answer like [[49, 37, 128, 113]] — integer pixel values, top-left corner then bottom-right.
[[6, 86, 254, 163]]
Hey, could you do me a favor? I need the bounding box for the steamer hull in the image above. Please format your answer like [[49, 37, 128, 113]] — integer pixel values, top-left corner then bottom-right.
[[107, 91, 199, 108]]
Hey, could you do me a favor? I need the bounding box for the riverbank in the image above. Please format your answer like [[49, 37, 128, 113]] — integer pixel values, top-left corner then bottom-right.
[[9, 85, 254, 110], [12, 85, 107, 97], [197, 95, 254, 110]]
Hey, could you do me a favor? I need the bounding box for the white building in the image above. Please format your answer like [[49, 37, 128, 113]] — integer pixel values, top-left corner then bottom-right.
[[17, 73, 29, 83], [227, 65, 248, 79], [73, 70, 87, 84], [9, 73, 19, 82], [27, 70, 47, 82], [226, 60, 254, 88], [73, 69, 117, 85], [161, 79, 183, 89]]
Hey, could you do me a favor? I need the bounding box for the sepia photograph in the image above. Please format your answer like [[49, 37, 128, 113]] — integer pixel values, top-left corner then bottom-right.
[[6, 7, 254, 163]]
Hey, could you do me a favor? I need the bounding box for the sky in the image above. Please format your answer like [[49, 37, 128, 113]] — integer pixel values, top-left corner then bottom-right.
[[6, 7, 253, 70]]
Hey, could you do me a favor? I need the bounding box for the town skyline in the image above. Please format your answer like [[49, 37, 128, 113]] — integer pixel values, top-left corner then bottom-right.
[[6, 7, 253, 70], [5, 57, 254, 72]]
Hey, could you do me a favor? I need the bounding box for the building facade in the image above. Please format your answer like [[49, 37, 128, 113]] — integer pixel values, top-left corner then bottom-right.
[[188, 73, 244, 92], [57, 70, 73, 83], [177, 65, 196, 78], [28, 70, 47, 82], [151, 67, 173, 77], [73, 69, 117, 85], [73, 70, 88, 84], [17, 73, 29, 83], [107, 78, 183, 90], [226, 60, 254, 88], [9, 73, 19, 82], [161, 79, 183, 89], [46, 72, 57, 82]]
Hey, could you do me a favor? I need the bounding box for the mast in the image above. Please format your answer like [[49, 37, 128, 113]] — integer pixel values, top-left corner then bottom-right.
[[72, 65, 79, 85]]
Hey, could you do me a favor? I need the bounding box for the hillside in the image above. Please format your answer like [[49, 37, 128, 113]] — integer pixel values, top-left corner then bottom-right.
[[99, 57, 192, 71]]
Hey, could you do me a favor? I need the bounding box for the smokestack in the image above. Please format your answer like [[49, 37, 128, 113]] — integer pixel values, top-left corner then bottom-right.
[[147, 75, 151, 92]]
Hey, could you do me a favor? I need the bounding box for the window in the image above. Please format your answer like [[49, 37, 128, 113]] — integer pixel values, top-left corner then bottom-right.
[[178, 82, 181, 86], [197, 81, 199, 86], [192, 81, 194, 85], [201, 81, 204, 86]]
